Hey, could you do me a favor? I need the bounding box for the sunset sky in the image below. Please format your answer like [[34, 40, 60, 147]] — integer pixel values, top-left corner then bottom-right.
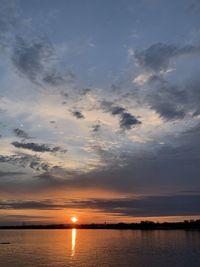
[[0, 0, 200, 225]]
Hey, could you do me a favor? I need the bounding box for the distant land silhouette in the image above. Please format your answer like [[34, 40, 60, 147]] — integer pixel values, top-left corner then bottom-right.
[[1, 220, 200, 230]]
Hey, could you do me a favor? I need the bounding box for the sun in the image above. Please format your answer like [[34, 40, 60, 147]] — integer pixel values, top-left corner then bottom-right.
[[71, 217, 78, 223]]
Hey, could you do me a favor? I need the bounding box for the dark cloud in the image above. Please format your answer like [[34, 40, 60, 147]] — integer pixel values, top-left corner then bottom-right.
[[0, 153, 50, 172], [0, 194, 199, 217], [0, 171, 24, 177], [0, 199, 62, 210], [135, 43, 200, 72], [12, 36, 54, 84], [42, 73, 66, 86], [120, 112, 141, 130], [130, 54, 200, 120], [152, 103, 185, 120], [0, 214, 55, 225], [142, 74, 200, 120], [1, 214, 53, 219], [91, 121, 101, 132], [11, 141, 67, 153], [11, 36, 71, 87], [13, 128, 32, 139], [110, 106, 126, 115], [72, 110, 85, 119], [67, 194, 200, 217], [79, 88, 91, 95], [101, 101, 141, 130]]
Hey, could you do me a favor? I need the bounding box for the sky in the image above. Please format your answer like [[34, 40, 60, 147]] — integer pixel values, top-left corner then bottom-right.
[[0, 0, 200, 225]]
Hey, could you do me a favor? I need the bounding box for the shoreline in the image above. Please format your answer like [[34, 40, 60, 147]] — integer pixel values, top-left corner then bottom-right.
[[1, 220, 200, 230]]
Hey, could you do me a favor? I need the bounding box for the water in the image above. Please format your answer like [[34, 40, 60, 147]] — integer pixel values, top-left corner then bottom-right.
[[0, 229, 200, 267]]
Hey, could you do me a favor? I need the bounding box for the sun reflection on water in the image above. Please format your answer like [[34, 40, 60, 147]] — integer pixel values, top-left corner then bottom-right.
[[71, 228, 76, 257]]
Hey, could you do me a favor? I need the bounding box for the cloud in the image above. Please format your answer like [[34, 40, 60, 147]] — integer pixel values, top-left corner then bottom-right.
[[131, 49, 200, 120], [142, 74, 200, 120], [11, 141, 67, 153], [0, 1, 71, 89], [0, 193, 199, 217], [11, 36, 54, 84], [109, 106, 126, 115], [0, 171, 24, 177], [11, 36, 70, 87], [72, 110, 85, 119], [0, 199, 62, 210], [135, 43, 200, 72], [1, 123, 200, 195], [91, 121, 101, 132], [0, 153, 51, 172], [57, 125, 200, 194], [13, 128, 32, 139], [66, 194, 200, 217], [120, 112, 141, 130], [101, 101, 141, 130], [79, 88, 91, 96], [42, 73, 66, 86], [0, 118, 199, 195], [0, 214, 55, 225]]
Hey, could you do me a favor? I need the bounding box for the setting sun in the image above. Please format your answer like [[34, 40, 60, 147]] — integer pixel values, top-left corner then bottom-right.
[[71, 217, 78, 223]]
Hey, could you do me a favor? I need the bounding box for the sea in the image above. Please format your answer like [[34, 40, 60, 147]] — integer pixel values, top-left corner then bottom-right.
[[0, 229, 200, 267]]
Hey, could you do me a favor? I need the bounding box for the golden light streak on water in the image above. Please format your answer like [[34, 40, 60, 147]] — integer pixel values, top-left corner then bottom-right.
[[71, 228, 76, 257]]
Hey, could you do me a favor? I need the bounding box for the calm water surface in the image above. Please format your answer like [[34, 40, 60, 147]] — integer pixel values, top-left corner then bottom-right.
[[0, 229, 200, 267]]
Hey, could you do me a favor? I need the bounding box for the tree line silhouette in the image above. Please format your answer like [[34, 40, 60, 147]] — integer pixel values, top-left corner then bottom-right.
[[0, 220, 200, 230]]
